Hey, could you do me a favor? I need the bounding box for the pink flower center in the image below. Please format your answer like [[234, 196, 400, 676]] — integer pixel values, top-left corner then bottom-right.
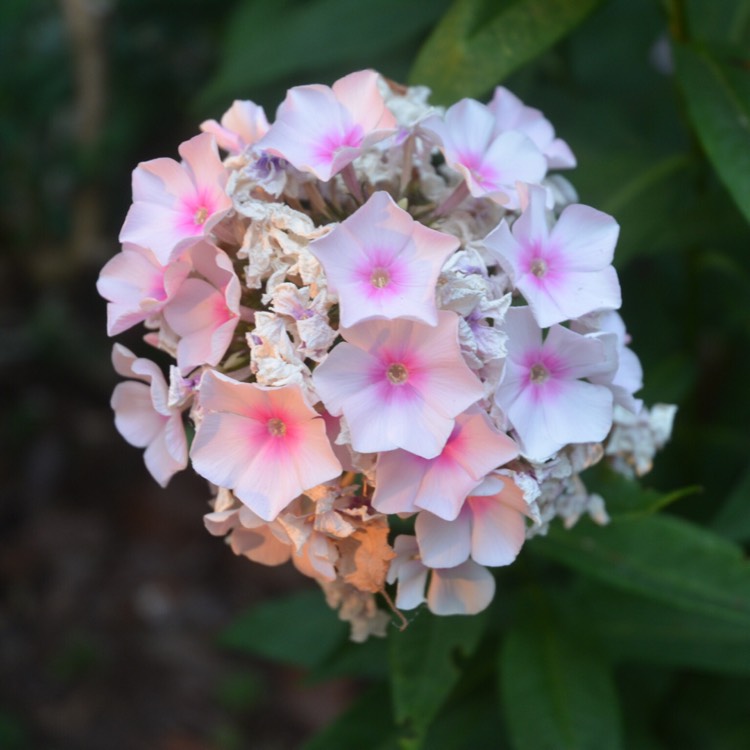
[[530, 258, 548, 278], [530, 363, 550, 384], [194, 206, 209, 226], [370, 267, 390, 288], [387, 362, 409, 385], [267, 417, 287, 437]]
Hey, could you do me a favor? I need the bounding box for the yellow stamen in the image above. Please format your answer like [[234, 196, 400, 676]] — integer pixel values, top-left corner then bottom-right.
[[370, 268, 390, 288], [387, 363, 409, 385], [194, 206, 209, 225], [267, 417, 287, 436], [530, 363, 549, 384]]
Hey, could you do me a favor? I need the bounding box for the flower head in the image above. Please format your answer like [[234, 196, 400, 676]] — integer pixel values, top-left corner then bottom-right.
[[415, 474, 532, 569], [313, 312, 485, 459], [120, 133, 232, 264], [110, 344, 188, 486], [494, 306, 617, 460], [309, 191, 458, 327], [191, 370, 342, 521], [97, 243, 190, 336], [421, 98, 546, 206], [163, 241, 242, 374], [256, 70, 396, 181], [372, 409, 518, 520], [200, 100, 269, 155], [484, 184, 621, 328]]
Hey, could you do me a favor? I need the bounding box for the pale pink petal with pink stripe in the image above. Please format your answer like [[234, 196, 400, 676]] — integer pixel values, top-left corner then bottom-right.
[[191, 371, 342, 521], [120, 134, 232, 264], [313, 313, 484, 459], [310, 191, 458, 327]]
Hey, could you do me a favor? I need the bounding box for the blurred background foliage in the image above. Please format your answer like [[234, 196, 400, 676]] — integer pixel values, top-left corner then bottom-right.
[[1, 0, 750, 748]]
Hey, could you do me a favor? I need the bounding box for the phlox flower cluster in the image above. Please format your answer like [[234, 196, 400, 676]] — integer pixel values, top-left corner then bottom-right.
[[99, 70, 675, 641]]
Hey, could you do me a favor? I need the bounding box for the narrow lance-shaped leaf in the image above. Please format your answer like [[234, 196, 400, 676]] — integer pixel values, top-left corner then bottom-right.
[[674, 42, 750, 224], [389, 611, 488, 749], [582, 463, 699, 520], [500, 620, 623, 750], [303, 683, 400, 750], [219, 589, 348, 668], [532, 514, 750, 628], [198, 0, 451, 112], [410, 0, 603, 103], [574, 582, 750, 676], [711, 464, 750, 542]]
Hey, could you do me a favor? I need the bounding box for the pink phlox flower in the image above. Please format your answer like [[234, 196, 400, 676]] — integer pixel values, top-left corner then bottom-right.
[[97, 243, 190, 336], [414, 473, 533, 569], [312, 311, 485, 459], [204, 504, 293, 567], [483, 184, 621, 328], [190, 370, 343, 521], [256, 70, 397, 181], [420, 98, 547, 206], [119, 133, 232, 264], [494, 306, 618, 461], [162, 241, 241, 375], [386, 535, 495, 615], [372, 408, 518, 521], [200, 100, 270, 155], [309, 191, 459, 327], [487, 86, 576, 170], [572, 311, 643, 414], [110, 344, 188, 487]]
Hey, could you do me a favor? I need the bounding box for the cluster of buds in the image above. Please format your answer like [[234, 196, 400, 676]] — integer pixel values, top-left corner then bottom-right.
[[98, 70, 675, 640]]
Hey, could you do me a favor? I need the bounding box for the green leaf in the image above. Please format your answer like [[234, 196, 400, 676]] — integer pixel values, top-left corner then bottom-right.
[[655, 673, 750, 750], [409, 0, 603, 103], [674, 42, 750, 224], [389, 610, 489, 749], [199, 0, 450, 111], [219, 589, 348, 668], [582, 463, 699, 520], [532, 515, 750, 628], [500, 621, 623, 750], [685, 0, 750, 46], [711, 465, 750, 541], [423, 685, 506, 749], [308, 631, 389, 682], [575, 583, 750, 675], [303, 683, 400, 750]]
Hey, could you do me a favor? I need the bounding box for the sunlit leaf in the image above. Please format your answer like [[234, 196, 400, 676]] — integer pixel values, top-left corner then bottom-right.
[[410, 0, 603, 103], [199, 0, 450, 111]]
